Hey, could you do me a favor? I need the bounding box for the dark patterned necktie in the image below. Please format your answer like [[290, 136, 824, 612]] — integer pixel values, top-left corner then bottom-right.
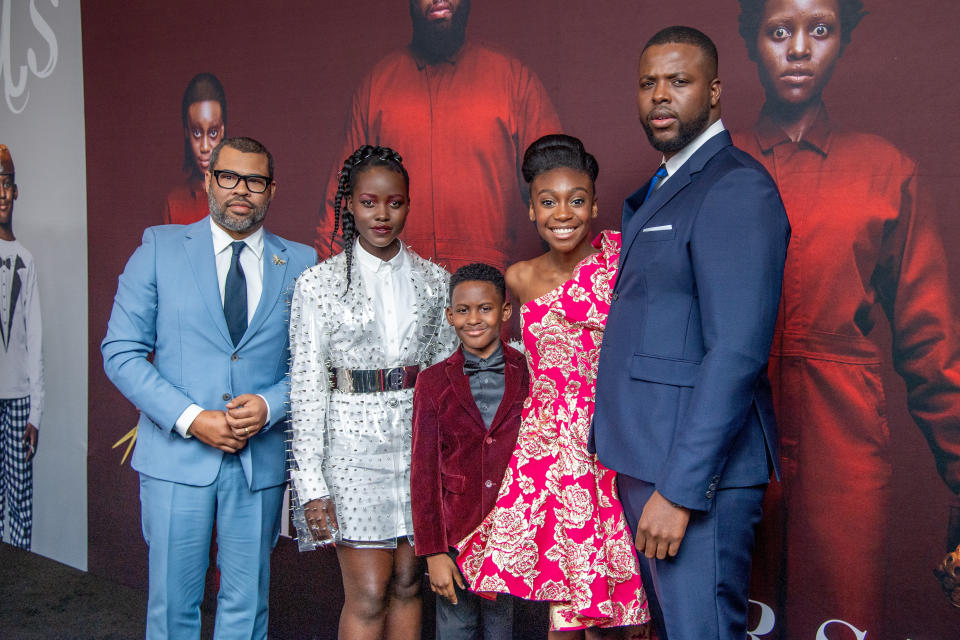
[[643, 164, 669, 203], [223, 241, 247, 346]]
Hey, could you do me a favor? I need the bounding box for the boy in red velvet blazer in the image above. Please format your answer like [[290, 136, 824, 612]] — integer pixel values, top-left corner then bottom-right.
[[411, 263, 528, 639]]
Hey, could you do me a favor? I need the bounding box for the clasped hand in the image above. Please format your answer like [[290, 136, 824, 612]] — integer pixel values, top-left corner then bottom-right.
[[188, 394, 268, 453]]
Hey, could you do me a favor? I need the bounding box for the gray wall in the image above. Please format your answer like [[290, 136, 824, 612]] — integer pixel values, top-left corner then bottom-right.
[[0, 0, 86, 570]]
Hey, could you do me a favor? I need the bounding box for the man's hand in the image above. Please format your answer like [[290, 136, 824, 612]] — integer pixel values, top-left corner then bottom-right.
[[225, 394, 268, 441], [635, 489, 691, 559], [23, 423, 38, 461], [304, 497, 339, 544], [427, 553, 466, 605], [188, 410, 246, 453]]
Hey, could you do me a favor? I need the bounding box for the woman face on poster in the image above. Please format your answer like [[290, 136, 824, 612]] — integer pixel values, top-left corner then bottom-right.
[[749, 0, 852, 110]]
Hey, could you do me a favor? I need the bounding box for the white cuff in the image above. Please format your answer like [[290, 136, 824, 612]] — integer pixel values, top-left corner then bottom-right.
[[175, 404, 204, 438], [257, 394, 271, 427]]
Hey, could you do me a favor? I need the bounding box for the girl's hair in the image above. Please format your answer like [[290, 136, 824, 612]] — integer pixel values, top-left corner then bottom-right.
[[180, 72, 227, 173], [331, 145, 409, 291], [521, 134, 599, 189]]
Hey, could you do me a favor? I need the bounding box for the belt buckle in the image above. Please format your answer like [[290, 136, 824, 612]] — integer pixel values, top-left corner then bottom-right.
[[385, 367, 404, 391]]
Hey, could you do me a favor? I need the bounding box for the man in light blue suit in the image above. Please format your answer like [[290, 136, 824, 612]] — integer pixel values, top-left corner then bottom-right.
[[592, 27, 790, 640], [102, 137, 316, 639]]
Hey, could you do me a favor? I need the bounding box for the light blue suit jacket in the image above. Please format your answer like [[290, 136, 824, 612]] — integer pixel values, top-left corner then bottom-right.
[[102, 219, 316, 491], [592, 130, 790, 511]]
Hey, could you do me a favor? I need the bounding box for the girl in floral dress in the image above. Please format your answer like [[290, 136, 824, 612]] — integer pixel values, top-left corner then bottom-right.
[[457, 134, 649, 638]]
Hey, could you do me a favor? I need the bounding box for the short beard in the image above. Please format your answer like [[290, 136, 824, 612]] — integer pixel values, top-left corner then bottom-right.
[[410, 0, 470, 63], [642, 102, 712, 155], [208, 191, 268, 233]]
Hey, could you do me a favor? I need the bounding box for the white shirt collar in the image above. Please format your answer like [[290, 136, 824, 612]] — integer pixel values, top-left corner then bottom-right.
[[354, 238, 408, 274], [662, 118, 726, 179], [210, 217, 264, 260]]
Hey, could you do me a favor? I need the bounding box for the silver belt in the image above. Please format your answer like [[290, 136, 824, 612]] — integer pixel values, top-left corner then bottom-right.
[[330, 365, 420, 393]]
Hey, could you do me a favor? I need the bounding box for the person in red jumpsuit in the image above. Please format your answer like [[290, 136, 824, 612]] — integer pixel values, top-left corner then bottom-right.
[[733, 1, 960, 637], [316, 0, 561, 273], [163, 72, 227, 225]]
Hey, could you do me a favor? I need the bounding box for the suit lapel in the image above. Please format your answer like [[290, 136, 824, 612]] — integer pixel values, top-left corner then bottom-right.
[[240, 230, 288, 348], [183, 221, 233, 348], [488, 346, 523, 433], [618, 131, 733, 274], [445, 350, 487, 431], [1, 256, 24, 351]]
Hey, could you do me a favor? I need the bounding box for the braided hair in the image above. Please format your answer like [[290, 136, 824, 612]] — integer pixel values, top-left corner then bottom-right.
[[331, 145, 410, 292]]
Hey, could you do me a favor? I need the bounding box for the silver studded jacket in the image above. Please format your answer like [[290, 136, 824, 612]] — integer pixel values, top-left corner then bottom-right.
[[288, 247, 457, 549]]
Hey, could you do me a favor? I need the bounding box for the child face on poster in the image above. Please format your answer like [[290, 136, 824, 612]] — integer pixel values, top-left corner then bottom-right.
[[347, 165, 410, 261], [185, 100, 225, 175], [0, 145, 17, 233]]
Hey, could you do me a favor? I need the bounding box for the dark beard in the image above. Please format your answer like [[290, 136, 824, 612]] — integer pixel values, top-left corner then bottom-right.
[[641, 102, 712, 155], [208, 191, 268, 233], [409, 0, 470, 63]]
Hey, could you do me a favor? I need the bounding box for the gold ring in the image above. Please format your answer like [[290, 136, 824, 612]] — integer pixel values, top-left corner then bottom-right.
[[244, 426, 250, 435]]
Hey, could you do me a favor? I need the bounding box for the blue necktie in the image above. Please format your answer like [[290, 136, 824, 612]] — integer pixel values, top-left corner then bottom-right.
[[224, 241, 247, 346], [643, 165, 668, 203]]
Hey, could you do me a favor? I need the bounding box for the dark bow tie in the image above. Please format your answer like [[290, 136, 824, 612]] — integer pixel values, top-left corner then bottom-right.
[[463, 355, 505, 376]]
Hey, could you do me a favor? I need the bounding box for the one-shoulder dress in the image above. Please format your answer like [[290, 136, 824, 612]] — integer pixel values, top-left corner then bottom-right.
[[457, 231, 649, 630]]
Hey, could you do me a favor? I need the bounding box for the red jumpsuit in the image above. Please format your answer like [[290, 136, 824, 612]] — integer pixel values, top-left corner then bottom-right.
[[734, 108, 960, 639], [163, 174, 208, 225], [317, 42, 561, 272]]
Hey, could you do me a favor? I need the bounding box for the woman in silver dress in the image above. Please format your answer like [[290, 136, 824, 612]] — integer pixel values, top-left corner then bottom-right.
[[288, 145, 456, 639]]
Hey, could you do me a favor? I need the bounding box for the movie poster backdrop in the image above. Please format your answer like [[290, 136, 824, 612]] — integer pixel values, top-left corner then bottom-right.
[[0, 0, 87, 570], [82, 1, 960, 638]]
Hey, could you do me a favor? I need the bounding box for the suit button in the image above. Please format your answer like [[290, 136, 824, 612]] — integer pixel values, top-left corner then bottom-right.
[[705, 490, 714, 499], [222, 393, 231, 401], [485, 437, 494, 445], [484, 480, 493, 489], [231, 354, 239, 361]]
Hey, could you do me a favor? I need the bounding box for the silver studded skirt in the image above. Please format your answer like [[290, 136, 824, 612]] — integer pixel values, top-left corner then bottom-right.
[[287, 249, 457, 551]]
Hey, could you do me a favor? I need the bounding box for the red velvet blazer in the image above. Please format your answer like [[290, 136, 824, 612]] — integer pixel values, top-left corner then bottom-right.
[[411, 342, 528, 556]]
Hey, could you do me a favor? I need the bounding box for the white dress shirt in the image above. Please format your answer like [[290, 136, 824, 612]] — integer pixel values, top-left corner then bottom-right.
[[0, 238, 43, 427], [657, 118, 726, 189], [174, 219, 268, 437], [354, 238, 417, 364]]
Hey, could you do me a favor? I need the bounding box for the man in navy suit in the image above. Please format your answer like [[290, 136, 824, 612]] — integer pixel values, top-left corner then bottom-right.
[[102, 137, 316, 639], [591, 26, 790, 640]]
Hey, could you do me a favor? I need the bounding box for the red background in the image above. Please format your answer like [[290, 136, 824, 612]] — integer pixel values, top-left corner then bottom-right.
[[82, 1, 960, 637]]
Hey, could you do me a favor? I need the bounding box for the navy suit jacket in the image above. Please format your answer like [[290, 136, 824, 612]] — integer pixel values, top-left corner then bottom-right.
[[102, 219, 317, 491], [592, 130, 790, 512]]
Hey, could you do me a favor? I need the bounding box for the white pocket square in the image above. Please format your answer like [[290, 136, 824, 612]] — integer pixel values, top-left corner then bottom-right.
[[642, 224, 673, 233]]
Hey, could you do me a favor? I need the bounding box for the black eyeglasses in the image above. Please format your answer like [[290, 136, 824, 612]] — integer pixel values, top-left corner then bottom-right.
[[212, 170, 272, 193]]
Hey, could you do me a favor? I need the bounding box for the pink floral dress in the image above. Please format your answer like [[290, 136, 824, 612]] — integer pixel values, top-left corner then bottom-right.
[[457, 231, 649, 630]]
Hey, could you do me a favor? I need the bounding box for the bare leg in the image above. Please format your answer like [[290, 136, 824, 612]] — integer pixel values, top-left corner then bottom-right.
[[336, 545, 394, 640], [384, 539, 423, 640]]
